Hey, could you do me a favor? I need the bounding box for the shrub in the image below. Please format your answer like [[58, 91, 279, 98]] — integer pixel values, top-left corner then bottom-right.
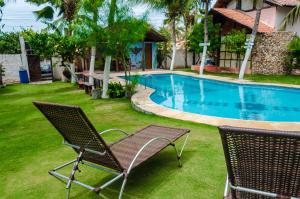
[[107, 82, 125, 98], [0, 31, 21, 54], [124, 75, 139, 98], [284, 37, 300, 74], [222, 29, 247, 54]]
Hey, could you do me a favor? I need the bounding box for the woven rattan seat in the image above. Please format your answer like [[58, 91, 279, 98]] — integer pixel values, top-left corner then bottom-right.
[[219, 126, 300, 199], [109, 125, 189, 169], [33, 101, 190, 199]]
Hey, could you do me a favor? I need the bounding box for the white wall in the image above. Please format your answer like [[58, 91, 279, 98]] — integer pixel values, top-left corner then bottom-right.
[[166, 49, 201, 68], [0, 54, 22, 83], [247, 7, 277, 27]]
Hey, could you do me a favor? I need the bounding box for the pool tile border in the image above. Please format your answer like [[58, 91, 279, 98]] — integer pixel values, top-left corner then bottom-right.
[[112, 70, 300, 131]]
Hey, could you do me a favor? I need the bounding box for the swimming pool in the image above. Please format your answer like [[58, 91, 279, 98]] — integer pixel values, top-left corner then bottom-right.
[[131, 73, 300, 122]]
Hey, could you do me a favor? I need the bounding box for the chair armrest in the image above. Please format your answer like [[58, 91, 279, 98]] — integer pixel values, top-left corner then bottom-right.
[[99, 129, 129, 136], [127, 137, 174, 173]]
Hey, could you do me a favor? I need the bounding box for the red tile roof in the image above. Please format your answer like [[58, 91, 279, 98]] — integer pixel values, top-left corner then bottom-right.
[[212, 8, 275, 33], [214, 0, 299, 8]]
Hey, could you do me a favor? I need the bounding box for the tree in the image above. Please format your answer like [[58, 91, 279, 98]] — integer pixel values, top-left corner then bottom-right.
[[101, 0, 117, 98], [281, 4, 300, 30], [199, 0, 209, 75], [239, 0, 263, 79], [157, 26, 171, 68], [22, 30, 56, 62], [77, 0, 104, 85], [188, 16, 220, 64], [0, 0, 4, 23], [140, 0, 186, 71], [100, 1, 149, 98], [27, 0, 81, 33], [182, 0, 198, 68]]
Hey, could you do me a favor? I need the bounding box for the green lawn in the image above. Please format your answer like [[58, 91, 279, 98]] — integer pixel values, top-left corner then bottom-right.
[[0, 82, 225, 199], [177, 68, 300, 85]]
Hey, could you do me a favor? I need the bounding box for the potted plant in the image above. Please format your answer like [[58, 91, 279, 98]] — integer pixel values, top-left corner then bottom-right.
[[92, 88, 102, 99]]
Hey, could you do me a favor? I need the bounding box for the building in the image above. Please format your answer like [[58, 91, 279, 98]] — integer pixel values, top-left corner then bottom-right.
[[129, 29, 167, 70], [213, 0, 300, 35]]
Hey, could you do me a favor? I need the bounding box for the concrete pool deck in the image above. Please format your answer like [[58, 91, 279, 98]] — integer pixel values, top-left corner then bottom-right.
[[112, 70, 300, 131]]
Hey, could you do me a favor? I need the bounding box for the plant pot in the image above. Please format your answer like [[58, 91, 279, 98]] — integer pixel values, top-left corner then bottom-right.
[[92, 89, 101, 99]]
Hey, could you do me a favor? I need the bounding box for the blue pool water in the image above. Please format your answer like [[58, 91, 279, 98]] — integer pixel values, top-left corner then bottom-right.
[[129, 74, 300, 122]]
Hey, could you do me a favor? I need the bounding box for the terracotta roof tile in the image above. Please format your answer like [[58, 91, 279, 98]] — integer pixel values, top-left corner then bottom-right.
[[213, 8, 275, 33], [214, 0, 299, 7]]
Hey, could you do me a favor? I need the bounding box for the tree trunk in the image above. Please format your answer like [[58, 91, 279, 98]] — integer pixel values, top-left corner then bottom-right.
[[70, 62, 76, 83], [170, 18, 176, 71], [199, 0, 209, 75], [184, 18, 188, 68], [193, 51, 195, 65], [239, 0, 263, 80], [89, 46, 96, 85], [101, 0, 117, 98], [102, 56, 111, 98]]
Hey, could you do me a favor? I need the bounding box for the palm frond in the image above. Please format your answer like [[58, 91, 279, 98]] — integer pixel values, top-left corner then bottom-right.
[[280, 4, 300, 30], [33, 5, 55, 21]]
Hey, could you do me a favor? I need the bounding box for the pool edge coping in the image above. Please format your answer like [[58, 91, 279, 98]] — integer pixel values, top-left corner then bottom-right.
[[112, 70, 300, 131]]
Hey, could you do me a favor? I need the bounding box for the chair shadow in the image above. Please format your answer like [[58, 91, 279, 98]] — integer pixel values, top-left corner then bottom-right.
[[71, 150, 196, 199]]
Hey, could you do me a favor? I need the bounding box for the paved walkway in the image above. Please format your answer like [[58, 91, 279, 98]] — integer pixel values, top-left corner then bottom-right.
[[112, 70, 300, 131]]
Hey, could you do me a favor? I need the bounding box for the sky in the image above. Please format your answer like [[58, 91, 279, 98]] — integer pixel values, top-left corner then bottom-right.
[[1, 0, 166, 32]]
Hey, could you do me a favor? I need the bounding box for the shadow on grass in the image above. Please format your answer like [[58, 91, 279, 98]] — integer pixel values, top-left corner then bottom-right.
[[71, 150, 195, 199]]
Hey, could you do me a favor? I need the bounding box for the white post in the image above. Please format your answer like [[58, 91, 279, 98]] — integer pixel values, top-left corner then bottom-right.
[[102, 56, 111, 99], [19, 36, 30, 81], [70, 63, 76, 83], [170, 18, 177, 71], [89, 46, 96, 85], [199, 45, 208, 75]]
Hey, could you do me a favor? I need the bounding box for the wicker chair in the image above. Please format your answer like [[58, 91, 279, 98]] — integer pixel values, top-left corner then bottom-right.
[[33, 101, 190, 199], [218, 126, 300, 199]]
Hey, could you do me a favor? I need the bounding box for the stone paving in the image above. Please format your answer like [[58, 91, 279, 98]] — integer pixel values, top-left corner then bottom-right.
[[112, 70, 300, 131]]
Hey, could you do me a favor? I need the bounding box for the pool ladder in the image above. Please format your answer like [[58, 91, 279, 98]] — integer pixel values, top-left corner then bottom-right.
[[144, 75, 153, 89]]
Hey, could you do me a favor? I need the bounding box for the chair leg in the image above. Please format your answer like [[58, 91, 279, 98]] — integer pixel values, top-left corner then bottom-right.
[[66, 186, 71, 199], [118, 174, 128, 199], [65, 151, 84, 199], [224, 174, 229, 198]]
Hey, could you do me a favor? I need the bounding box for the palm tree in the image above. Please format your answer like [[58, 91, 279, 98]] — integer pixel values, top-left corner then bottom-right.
[[280, 3, 300, 30], [28, 0, 81, 83], [140, 0, 185, 71], [199, 0, 209, 75], [239, 0, 263, 79], [28, 0, 80, 34], [79, 0, 104, 85], [101, 0, 117, 98], [182, 0, 197, 68]]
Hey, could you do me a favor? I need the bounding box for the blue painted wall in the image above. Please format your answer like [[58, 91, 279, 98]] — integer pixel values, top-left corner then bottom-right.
[[129, 42, 158, 69]]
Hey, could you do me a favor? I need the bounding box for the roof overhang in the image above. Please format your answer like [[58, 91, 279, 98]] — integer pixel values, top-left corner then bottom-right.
[[212, 8, 275, 33], [144, 28, 167, 42]]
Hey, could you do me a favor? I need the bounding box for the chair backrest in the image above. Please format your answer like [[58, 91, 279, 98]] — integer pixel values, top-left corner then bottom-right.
[[33, 101, 123, 171], [219, 126, 300, 199]]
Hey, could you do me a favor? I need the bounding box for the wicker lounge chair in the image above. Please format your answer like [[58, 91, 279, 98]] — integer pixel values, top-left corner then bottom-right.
[[219, 126, 300, 199], [33, 101, 190, 199]]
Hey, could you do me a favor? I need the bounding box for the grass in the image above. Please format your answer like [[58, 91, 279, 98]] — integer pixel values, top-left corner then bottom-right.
[[177, 68, 300, 85], [0, 82, 225, 199]]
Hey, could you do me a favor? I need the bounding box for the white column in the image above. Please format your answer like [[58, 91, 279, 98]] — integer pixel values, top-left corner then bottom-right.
[[19, 36, 30, 81], [102, 56, 111, 99]]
